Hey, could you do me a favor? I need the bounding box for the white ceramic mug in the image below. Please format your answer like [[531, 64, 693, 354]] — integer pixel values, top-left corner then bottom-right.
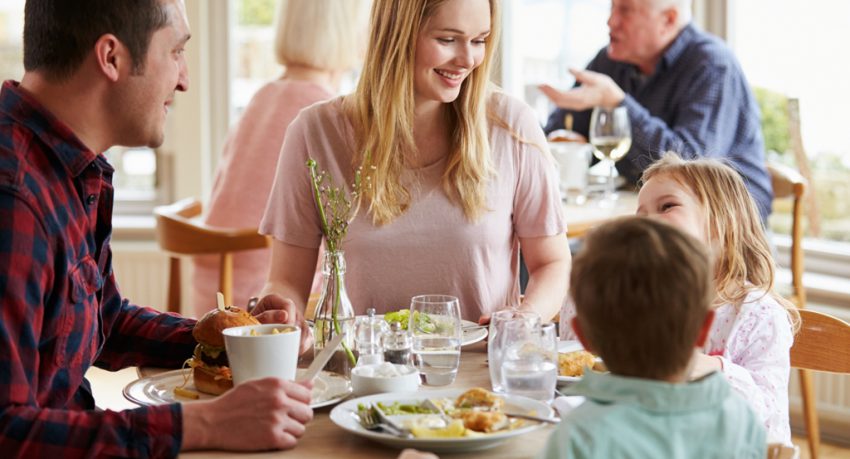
[[223, 323, 301, 385], [549, 142, 592, 203]]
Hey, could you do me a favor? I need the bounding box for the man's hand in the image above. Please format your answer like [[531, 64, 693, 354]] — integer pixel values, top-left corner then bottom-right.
[[539, 68, 625, 111], [689, 351, 723, 380], [181, 378, 314, 451], [253, 293, 313, 354]]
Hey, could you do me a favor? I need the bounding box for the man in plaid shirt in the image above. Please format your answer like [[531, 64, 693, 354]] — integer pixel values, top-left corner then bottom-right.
[[0, 1, 312, 457]]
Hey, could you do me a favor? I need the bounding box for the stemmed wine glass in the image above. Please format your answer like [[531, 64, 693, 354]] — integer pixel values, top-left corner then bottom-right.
[[589, 106, 632, 206]]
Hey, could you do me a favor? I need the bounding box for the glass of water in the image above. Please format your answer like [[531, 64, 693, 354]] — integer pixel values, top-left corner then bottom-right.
[[409, 294, 462, 386], [500, 321, 558, 402], [488, 309, 541, 393]]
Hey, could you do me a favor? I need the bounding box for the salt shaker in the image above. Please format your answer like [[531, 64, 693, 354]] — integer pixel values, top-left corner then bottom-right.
[[354, 308, 386, 366], [382, 321, 412, 365]]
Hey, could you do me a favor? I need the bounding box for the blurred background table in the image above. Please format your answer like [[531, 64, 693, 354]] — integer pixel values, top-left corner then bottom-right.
[[562, 191, 638, 238]]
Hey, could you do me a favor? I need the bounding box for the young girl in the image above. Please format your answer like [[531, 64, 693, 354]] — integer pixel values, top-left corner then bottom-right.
[[636, 153, 798, 444], [257, 0, 570, 342]]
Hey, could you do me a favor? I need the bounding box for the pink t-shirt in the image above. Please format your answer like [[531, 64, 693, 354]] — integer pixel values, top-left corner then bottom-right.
[[259, 92, 566, 320], [192, 80, 332, 316]]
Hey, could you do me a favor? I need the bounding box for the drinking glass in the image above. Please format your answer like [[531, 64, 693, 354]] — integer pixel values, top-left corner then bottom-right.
[[500, 322, 558, 403], [589, 106, 632, 206], [487, 309, 541, 393], [409, 294, 462, 386]]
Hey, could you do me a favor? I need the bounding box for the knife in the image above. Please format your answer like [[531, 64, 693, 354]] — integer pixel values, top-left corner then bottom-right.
[[299, 332, 346, 382]]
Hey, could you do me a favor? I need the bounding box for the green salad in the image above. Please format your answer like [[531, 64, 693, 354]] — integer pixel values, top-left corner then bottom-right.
[[383, 309, 436, 333]]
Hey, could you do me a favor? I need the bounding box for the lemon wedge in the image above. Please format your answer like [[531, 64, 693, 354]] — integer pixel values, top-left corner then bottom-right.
[[411, 419, 466, 438]]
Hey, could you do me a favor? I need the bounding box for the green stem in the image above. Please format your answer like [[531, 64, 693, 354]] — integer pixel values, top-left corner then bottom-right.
[[307, 159, 335, 253], [331, 258, 356, 366]]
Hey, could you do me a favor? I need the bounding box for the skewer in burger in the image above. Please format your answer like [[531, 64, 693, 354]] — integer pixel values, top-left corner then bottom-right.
[[190, 305, 259, 395]]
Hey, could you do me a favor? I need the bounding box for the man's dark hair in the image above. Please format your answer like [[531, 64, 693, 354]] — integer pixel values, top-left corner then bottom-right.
[[23, 0, 170, 81]]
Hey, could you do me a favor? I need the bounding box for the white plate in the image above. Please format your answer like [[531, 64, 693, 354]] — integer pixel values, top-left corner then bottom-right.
[[329, 389, 553, 453], [123, 368, 351, 409], [460, 319, 488, 346], [556, 340, 601, 384]]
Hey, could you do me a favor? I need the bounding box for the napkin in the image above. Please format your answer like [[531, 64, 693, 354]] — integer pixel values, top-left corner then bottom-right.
[[552, 396, 585, 417]]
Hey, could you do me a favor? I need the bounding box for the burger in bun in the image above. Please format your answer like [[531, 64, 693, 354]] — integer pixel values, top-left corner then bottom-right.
[[190, 305, 260, 395]]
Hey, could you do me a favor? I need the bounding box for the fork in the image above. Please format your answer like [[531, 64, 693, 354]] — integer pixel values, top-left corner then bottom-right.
[[354, 407, 411, 438]]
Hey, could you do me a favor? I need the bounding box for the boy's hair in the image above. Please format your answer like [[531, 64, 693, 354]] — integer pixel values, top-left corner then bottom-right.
[[571, 217, 712, 380], [24, 0, 169, 81], [273, 0, 370, 71], [641, 153, 799, 330]]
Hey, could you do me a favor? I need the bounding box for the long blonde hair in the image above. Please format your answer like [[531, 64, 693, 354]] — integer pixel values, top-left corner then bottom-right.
[[344, 0, 501, 225], [641, 153, 799, 330]]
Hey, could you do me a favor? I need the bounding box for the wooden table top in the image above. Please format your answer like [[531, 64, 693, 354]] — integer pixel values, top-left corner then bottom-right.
[[164, 342, 555, 458]]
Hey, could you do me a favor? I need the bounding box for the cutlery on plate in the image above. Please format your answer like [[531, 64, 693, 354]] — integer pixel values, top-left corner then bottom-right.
[[462, 324, 487, 332], [374, 404, 414, 438], [352, 410, 408, 437], [504, 412, 561, 424], [299, 333, 345, 383]]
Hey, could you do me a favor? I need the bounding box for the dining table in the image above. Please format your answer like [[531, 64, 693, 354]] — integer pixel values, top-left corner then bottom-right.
[[133, 341, 556, 459]]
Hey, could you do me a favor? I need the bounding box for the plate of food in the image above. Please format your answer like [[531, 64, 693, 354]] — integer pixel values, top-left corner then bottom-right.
[[329, 387, 554, 453], [125, 305, 350, 408], [123, 368, 351, 409], [382, 309, 488, 347], [557, 340, 605, 384]]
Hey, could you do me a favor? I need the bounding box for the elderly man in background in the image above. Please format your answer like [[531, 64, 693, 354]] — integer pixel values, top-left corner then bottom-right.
[[540, 0, 772, 221]]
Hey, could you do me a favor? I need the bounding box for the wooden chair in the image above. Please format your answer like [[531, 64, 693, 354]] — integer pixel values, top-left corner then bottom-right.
[[767, 163, 817, 457], [790, 309, 850, 459], [767, 163, 814, 455], [153, 198, 270, 314]]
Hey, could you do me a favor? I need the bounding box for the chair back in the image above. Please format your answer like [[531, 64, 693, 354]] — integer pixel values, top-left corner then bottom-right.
[[790, 309, 850, 374], [767, 162, 807, 308], [154, 198, 270, 313]]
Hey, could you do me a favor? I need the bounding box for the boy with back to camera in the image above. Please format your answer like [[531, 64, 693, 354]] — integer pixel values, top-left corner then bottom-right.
[[539, 217, 766, 458]]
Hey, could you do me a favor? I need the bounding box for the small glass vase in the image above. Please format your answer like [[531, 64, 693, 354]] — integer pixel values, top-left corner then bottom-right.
[[313, 250, 357, 378]]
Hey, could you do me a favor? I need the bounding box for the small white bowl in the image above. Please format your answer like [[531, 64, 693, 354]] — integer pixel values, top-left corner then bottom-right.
[[351, 362, 420, 396]]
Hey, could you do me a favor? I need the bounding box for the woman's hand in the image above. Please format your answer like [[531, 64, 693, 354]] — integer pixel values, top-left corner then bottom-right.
[[254, 293, 313, 354]]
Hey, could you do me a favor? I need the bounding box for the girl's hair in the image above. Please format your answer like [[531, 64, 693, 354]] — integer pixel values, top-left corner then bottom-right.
[[344, 0, 501, 225], [273, 0, 370, 71], [641, 153, 799, 330]]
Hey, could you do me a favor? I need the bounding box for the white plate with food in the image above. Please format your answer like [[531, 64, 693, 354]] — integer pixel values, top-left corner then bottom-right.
[[123, 368, 351, 409], [557, 340, 603, 384], [329, 388, 554, 453], [381, 310, 488, 347]]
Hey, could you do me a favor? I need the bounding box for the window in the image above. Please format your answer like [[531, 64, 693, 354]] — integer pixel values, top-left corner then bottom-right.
[[501, 0, 609, 124], [0, 1, 163, 216], [230, 0, 279, 123], [729, 0, 850, 244]]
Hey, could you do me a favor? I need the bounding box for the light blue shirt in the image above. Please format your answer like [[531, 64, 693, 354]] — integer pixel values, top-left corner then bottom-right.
[[538, 371, 766, 459]]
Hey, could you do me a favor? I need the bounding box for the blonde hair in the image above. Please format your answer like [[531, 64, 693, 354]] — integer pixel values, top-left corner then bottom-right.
[[344, 0, 501, 225], [573, 217, 713, 380], [273, 0, 370, 71], [641, 153, 800, 330]]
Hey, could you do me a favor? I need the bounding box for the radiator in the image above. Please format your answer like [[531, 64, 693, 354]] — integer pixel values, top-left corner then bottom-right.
[[110, 241, 173, 313]]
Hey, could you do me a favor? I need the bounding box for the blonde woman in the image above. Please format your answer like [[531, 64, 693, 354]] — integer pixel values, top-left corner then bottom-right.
[[192, 0, 370, 316], [256, 0, 570, 344], [636, 153, 798, 445]]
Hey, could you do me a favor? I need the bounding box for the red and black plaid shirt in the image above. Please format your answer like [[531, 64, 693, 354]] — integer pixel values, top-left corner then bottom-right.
[[0, 80, 197, 458]]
